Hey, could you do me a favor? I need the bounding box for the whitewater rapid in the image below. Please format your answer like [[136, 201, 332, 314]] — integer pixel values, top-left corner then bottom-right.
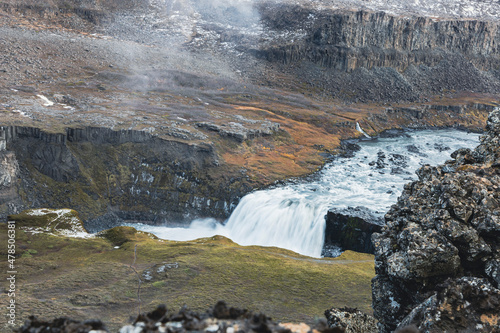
[[128, 129, 480, 257]]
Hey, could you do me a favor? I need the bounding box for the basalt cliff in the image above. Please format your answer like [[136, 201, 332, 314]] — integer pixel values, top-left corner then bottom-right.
[[0, 0, 499, 228], [0, 125, 249, 231], [1, 0, 500, 331], [372, 108, 500, 332]]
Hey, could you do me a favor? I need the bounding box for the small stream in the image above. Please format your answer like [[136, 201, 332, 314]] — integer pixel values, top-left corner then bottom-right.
[[127, 129, 480, 258]]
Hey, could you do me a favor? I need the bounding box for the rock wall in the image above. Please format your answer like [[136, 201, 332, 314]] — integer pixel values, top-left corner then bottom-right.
[[0, 126, 252, 231], [258, 6, 500, 72], [0, 151, 23, 219], [252, 4, 500, 102], [371, 109, 500, 332]]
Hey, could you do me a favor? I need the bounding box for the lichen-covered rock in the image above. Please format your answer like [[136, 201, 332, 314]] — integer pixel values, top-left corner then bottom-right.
[[324, 307, 378, 333], [119, 301, 334, 333], [372, 109, 500, 332], [398, 277, 500, 332], [0, 149, 23, 219]]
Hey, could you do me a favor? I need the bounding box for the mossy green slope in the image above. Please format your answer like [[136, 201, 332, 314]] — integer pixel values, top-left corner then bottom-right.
[[0, 222, 374, 331]]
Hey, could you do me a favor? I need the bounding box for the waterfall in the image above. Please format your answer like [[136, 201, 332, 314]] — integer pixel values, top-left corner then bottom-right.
[[223, 189, 331, 257], [129, 129, 480, 258], [356, 122, 371, 138]]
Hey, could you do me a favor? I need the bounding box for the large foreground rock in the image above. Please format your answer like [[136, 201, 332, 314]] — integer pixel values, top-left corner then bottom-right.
[[372, 109, 500, 332]]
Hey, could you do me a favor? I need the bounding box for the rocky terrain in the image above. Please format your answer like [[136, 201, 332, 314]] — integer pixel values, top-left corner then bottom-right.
[[16, 301, 334, 333], [1, 0, 500, 331], [324, 207, 383, 255], [0, 0, 499, 226], [372, 108, 500, 332]]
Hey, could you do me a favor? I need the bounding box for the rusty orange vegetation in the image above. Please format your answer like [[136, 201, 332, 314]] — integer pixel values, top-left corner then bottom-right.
[[219, 93, 497, 186], [220, 103, 358, 184]]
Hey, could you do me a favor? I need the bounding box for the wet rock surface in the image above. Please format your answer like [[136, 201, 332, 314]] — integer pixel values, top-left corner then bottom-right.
[[324, 206, 383, 254], [372, 109, 500, 332]]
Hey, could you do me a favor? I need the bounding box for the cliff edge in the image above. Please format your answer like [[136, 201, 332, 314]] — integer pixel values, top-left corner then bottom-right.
[[372, 108, 500, 332]]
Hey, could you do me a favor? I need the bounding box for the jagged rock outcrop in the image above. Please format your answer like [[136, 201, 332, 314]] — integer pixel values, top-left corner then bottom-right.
[[196, 120, 280, 143], [8, 208, 88, 236], [0, 129, 23, 218], [0, 126, 253, 230], [372, 109, 500, 332]]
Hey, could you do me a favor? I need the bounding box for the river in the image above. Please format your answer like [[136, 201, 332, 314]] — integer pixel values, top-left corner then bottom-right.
[[127, 129, 480, 257]]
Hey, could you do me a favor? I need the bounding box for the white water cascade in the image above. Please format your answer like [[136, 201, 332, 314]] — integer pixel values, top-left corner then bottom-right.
[[128, 129, 480, 257]]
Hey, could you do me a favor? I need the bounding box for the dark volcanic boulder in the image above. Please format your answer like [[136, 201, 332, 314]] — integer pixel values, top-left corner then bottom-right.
[[372, 109, 500, 332], [324, 206, 384, 254], [16, 317, 107, 333]]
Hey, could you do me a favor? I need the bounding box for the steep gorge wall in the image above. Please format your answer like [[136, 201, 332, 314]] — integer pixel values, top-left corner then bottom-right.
[[258, 6, 500, 72], [0, 126, 252, 231]]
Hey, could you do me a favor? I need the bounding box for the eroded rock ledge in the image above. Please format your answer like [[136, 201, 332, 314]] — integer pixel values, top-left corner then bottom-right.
[[372, 109, 500, 332], [0, 126, 253, 230]]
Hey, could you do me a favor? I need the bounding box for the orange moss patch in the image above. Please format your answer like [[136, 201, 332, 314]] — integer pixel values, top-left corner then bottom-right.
[[456, 165, 477, 172], [480, 314, 499, 326], [218, 93, 496, 185]]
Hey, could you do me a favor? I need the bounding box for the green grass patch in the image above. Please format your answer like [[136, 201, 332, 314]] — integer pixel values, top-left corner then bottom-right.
[[0, 225, 375, 331]]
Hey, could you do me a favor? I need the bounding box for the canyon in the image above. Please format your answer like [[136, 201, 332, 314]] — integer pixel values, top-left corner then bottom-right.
[[0, 0, 500, 331], [0, 0, 499, 227]]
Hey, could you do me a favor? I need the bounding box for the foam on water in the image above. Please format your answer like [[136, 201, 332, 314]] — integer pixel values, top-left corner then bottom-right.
[[128, 129, 480, 257]]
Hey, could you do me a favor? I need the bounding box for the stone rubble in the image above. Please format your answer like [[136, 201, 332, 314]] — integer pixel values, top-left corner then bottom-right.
[[15, 301, 339, 333]]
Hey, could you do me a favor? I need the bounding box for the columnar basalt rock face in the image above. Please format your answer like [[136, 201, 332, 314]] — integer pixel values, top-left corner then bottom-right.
[[0, 126, 252, 230], [372, 109, 500, 332], [0, 150, 22, 218], [258, 6, 500, 72], [253, 4, 500, 102]]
